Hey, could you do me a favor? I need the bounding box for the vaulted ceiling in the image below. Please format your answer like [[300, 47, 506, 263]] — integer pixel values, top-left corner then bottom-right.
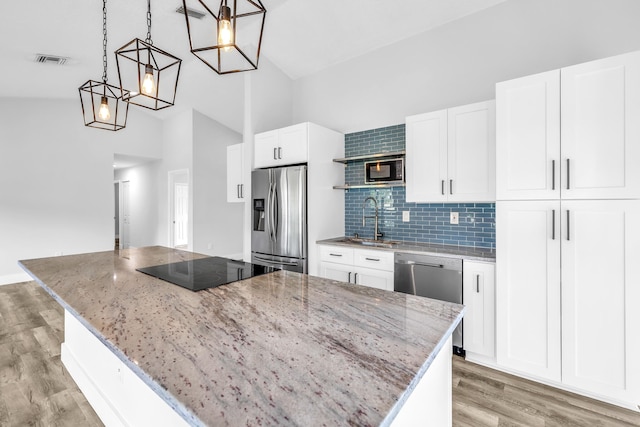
[[0, 0, 507, 127]]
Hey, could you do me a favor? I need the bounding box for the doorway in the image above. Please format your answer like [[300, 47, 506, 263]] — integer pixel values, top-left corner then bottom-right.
[[114, 180, 131, 250], [168, 170, 189, 249]]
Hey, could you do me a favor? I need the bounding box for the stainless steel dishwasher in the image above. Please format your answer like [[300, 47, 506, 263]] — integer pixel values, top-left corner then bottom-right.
[[394, 252, 464, 355]]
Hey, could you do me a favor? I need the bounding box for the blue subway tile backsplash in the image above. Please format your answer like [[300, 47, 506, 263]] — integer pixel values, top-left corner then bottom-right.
[[344, 124, 495, 249]]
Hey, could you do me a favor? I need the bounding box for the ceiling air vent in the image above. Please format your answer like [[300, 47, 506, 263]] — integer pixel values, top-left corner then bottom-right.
[[176, 5, 206, 19], [34, 54, 68, 65]]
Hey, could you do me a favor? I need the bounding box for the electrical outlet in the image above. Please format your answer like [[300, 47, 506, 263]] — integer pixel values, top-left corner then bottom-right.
[[450, 212, 459, 225], [402, 211, 410, 222]]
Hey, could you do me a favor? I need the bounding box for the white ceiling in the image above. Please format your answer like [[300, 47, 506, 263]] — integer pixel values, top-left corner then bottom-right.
[[0, 0, 507, 122]]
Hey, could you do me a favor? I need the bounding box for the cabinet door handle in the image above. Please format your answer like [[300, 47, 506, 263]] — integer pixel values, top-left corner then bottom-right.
[[476, 274, 480, 293], [273, 147, 277, 160], [354, 272, 358, 283], [348, 271, 351, 283], [552, 209, 556, 240], [278, 147, 282, 159], [365, 257, 380, 262], [441, 180, 445, 195], [566, 159, 571, 190], [552, 160, 556, 191], [237, 184, 241, 199], [566, 210, 571, 241], [329, 253, 342, 257], [450, 179, 453, 195], [240, 184, 244, 199]]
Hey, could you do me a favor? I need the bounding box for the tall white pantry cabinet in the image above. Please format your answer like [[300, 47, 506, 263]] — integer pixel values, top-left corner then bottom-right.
[[495, 50, 640, 410]]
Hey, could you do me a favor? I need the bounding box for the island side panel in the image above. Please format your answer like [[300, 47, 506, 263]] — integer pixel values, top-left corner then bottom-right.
[[390, 336, 453, 426], [62, 310, 194, 427]]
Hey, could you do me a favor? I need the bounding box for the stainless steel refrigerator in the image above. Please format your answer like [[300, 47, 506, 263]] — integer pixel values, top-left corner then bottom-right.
[[251, 165, 307, 273]]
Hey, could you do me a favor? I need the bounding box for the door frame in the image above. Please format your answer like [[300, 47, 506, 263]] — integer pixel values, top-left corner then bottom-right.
[[114, 180, 130, 250], [168, 169, 190, 249]]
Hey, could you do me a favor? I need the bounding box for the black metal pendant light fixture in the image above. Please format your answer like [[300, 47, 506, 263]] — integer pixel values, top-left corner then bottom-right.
[[182, 0, 266, 74], [78, 0, 128, 131], [115, 0, 182, 110]]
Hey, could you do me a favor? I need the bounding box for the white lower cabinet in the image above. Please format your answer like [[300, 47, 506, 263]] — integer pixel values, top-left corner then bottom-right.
[[318, 245, 394, 292], [462, 261, 495, 361], [496, 199, 640, 409], [561, 200, 640, 405], [496, 201, 562, 382]]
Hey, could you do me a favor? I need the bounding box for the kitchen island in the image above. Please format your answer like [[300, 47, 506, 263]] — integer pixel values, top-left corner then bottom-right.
[[19, 246, 464, 426]]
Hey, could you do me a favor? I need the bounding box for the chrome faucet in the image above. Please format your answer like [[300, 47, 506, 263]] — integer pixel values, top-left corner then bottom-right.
[[362, 196, 384, 241]]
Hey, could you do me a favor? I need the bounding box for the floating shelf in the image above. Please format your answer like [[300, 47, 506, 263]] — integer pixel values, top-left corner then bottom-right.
[[333, 150, 405, 164], [333, 183, 406, 190]]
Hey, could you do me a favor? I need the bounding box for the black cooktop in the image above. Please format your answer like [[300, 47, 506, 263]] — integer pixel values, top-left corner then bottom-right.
[[136, 256, 278, 291]]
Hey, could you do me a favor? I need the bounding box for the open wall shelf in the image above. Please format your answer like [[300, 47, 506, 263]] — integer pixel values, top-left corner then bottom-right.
[[333, 150, 405, 164]]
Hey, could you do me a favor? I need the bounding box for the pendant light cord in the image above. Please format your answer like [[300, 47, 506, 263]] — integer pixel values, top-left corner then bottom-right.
[[145, 0, 153, 45], [102, 0, 108, 83]]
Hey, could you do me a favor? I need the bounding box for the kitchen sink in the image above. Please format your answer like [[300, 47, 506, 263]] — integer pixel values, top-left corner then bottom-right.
[[336, 237, 401, 248]]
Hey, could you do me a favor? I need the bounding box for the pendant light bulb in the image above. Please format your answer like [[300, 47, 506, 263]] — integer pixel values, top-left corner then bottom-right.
[[218, 5, 233, 51], [142, 64, 155, 96], [99, 96, 111, 120]]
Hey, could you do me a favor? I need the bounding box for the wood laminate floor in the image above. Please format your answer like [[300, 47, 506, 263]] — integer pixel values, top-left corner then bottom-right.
[[1, 282, 639, 426]]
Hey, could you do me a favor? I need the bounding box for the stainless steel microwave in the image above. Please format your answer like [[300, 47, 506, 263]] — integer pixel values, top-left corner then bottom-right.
[[364, 158, 404, 184]]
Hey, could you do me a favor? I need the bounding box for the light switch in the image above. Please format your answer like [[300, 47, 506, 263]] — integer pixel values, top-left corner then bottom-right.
[[402, 211, 410, 222], [450, 212, 459, 225]]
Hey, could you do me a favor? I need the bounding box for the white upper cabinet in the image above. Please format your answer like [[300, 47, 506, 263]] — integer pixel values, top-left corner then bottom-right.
[[406, 101, 495, 203], [405, 110, 448, 202], [254, 123, 309, 169], [561, 51, 640, 200], [497, 50, 640, 201], [226, 143, 245, 203], [496, 70, 561, 200], [447, 101, 496, 202]]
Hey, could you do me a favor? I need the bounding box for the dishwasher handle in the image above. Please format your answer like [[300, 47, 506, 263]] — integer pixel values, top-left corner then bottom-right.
[[395, 259, 444, 269]]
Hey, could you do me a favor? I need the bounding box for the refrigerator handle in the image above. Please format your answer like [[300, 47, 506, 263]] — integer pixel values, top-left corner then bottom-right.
[[268, 180, 276, 242], [272, 183, 279, 243]]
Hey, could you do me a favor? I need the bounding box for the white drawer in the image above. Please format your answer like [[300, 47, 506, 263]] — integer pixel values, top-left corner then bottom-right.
[[319, 245, 354, 265], [353, 248, 394, 271]]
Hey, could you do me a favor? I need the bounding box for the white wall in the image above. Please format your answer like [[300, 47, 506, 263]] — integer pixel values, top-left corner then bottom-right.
[[292, 0, 640, 133], [251, 56, 294, 134], [192, 110, 243, 258], [157, 110, 194, 249], [0, 97, 162, 284], [114, 161, 161, 249]]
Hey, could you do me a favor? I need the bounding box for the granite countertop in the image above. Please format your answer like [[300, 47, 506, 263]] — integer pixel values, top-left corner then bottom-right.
[[317, 237, 496, 262], [19, 246, 464, 426]]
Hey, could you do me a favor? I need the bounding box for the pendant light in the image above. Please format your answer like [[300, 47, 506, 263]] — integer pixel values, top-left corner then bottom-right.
[[182, 0, 266, 74], [115, 0, 182, 110], [78, 0, 128, 131]]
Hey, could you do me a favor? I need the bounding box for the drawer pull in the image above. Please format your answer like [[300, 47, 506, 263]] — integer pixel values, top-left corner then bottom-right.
[[365, 257, 380, 262], [329, 253, 343, 257]]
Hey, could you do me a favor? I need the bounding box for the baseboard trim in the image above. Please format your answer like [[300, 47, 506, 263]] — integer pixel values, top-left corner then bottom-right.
[[464, 356, 640, 413]]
